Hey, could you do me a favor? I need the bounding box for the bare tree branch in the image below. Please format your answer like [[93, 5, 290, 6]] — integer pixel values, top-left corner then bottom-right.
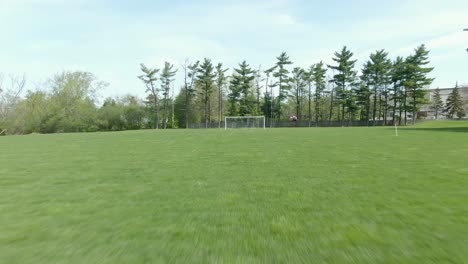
[[0, 73, 27, 124]]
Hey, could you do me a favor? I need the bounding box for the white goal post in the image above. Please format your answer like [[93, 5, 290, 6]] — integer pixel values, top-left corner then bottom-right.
[[0, 129, 6, 135], [224, 116, 266, 130]]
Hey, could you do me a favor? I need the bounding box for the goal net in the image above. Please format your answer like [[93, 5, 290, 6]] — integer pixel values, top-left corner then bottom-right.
[[225, 116, 265, 129]]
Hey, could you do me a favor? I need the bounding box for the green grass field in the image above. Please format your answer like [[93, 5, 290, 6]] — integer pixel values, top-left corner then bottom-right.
[[1, 121, 467, 263]]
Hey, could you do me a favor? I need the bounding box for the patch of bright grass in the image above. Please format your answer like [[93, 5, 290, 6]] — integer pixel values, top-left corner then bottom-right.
[[1, 122, 467, 263]]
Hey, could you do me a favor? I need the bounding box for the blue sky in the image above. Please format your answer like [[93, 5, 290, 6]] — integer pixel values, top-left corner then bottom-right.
[[1, 0, 467, 98]]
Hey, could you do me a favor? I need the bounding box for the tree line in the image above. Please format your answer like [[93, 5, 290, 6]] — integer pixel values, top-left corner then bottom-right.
[[430, 86, 466, 119], [2, 44, 462, 134], [140, 44, 436, 129]]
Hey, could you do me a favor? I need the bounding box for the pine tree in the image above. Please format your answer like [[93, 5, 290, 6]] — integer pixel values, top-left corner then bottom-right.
[[228, 74, 241, 116], [273, 52, 293, 119], [304, 66, 314, 126], [328, 46, 357, 124], [254, 67, 264, 115], [404, 44, 434, 125], [357, 65, 372, 124], [431, 88, 444, 119], [229, 61, 255, 116], [390, 57, 405, 124], [311, 62, 327, 125], [215, 63, 228, 128], [196, 58, 216, 128], [328, 69, 336, 123], [138, 64, 160, 129], [173, 89, 187, 128], [444, 86, 465, 119], [263, 66, 277, 125], [290, 67, 306, 120], [365, 50, 392, 126], [182, 60, 199, 128], [160, 62, 177, 129]]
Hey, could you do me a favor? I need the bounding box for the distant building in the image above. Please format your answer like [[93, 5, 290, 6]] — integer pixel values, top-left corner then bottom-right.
[[420, 86, 468, 119]]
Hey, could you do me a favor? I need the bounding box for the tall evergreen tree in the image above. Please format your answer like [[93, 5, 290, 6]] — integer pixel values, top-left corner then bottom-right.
[[390, 57, 405, 124], [290, 67, 306, 120], [215, 63, 229, 128], [263, 66, 277, 125], [304, 66, 313, 126], [182, 60, 199, 128], [444, 86, 465, 119], [312, 62, 327, 125], [138, 64, 160, 129], [404, 44, 434, 125], [328, 46, 357, 124], [196, 58, 216, 128], [254, 67, 264, 115], [328, 69, 336, 123], [173, 89, 187, 128], [160, 62, 177, 129], [228, 74, 241, 116], [431, 88, 444, 119], [229, 61, 255, 116], [357, 65, 372, 124], [365, 50, 392, 126], [345, 85, 359, 124], [273, 52, 293, 119]]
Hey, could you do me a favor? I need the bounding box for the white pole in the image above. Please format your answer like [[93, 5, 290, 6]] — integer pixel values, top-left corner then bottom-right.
[[263, 116, 266, 129], [225, 117, 227, 130], [394, 123, 398, 136]]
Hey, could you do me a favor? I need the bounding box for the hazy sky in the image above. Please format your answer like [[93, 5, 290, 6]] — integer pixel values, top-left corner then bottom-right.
[[1, 0, 467, 98]]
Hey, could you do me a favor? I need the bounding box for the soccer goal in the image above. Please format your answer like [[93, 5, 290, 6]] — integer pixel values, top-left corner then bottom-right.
[[225, 116, 265, 130], [0, 129, 6, 136]]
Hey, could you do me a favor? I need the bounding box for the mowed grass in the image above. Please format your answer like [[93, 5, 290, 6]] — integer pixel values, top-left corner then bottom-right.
[[0, 121, 467, 263]]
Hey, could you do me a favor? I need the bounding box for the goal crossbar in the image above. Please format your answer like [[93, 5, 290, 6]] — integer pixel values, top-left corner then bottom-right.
[[224, 116, 266, 130]]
